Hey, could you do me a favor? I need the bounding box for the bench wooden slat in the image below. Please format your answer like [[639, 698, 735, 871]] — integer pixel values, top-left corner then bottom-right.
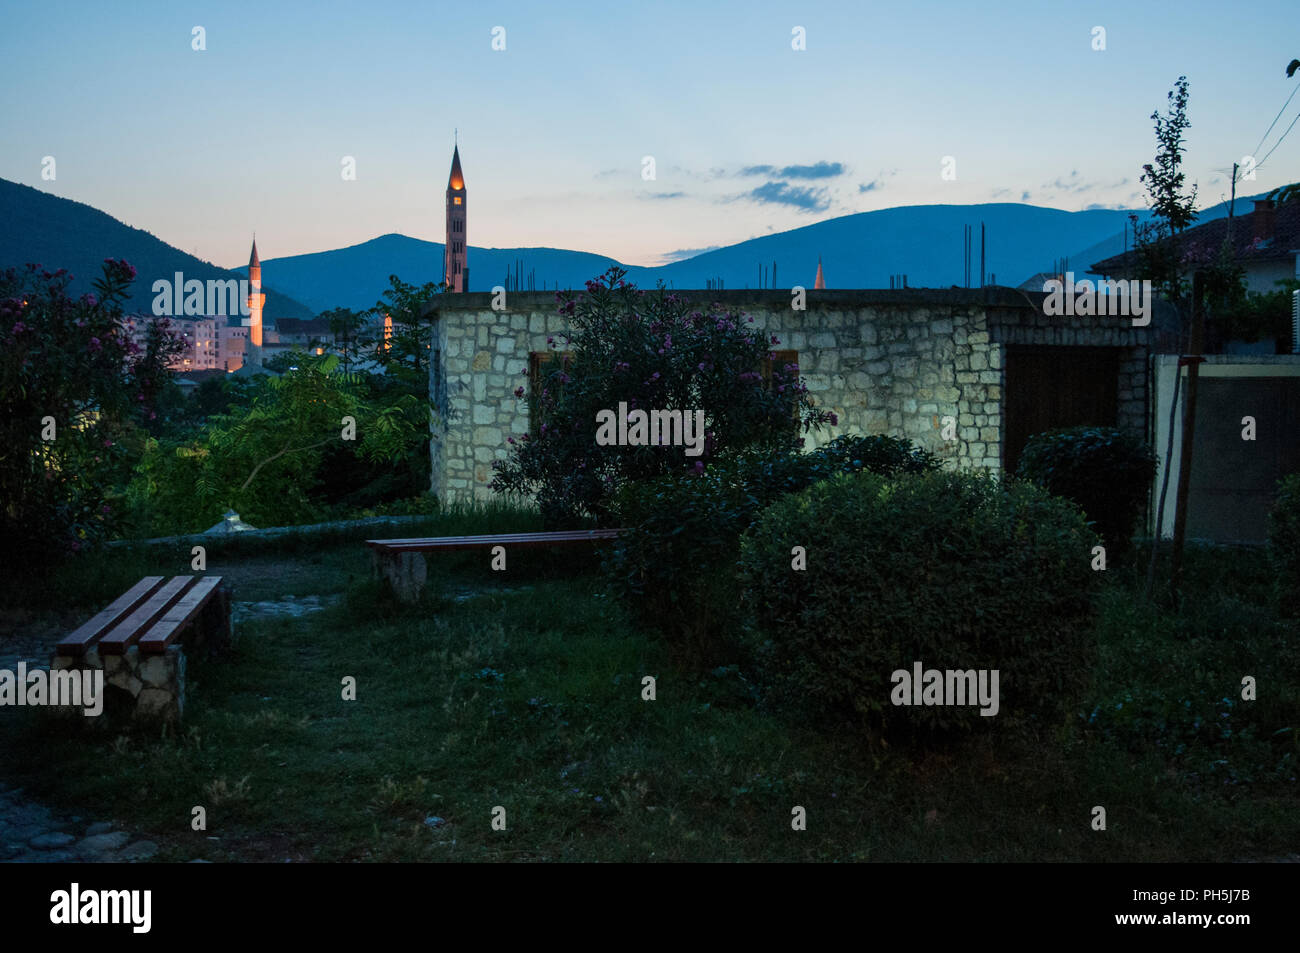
[[367, 530, 624, 551], [56, 576, 168, 656], [137, 576, 224, 654], [98, 576, 197, 655]]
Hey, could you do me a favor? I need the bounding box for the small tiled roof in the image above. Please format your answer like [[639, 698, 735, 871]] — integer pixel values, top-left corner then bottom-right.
[[1092, 201, 1300, 276]]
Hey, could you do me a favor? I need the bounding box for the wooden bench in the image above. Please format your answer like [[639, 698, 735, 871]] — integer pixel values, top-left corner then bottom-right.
[[52, 575, 232, 724], [367, 530, 624, 602]]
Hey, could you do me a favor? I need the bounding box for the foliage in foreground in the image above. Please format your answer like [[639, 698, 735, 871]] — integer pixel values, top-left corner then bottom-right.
[[606, 435, 941, 662], [739, 470, 1102, 741], [491, 267, 834, 525], [1017, 425, 1156, 553]]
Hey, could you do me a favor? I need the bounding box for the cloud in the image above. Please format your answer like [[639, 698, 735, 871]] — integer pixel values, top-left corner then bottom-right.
[[779, 161, 845, 179], [1021, 190, 1031, 202], [739, 161, 845, 179], [747, 181, 831, 212], [639, 191, 686, 200], [659, 245, 721, 263], [859, 178, 883, 193], [1042, 171, 1131, 194]]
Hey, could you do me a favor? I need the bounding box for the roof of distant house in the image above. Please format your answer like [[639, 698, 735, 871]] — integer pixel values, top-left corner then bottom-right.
[[276, 317, 332, 336], [1092, 200, 1300, 276]]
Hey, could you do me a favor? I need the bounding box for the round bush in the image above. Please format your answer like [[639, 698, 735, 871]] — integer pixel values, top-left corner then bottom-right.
[[1268, 472, 1300, 617], [738, 470, 1101, 739], [1016, 426, 1156, 552], [606, 435, 941, 662]]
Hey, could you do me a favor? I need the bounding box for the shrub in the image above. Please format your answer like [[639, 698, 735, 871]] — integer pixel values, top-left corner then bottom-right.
[[1016, 425, 1156, 551], [606, 435, 941, 662], [0, 259, 180, 572], [738, 470, 1100, 740], [1268, 473, 1300, 617], [123, 354, 428, 534], [490, 267, 834, 525]]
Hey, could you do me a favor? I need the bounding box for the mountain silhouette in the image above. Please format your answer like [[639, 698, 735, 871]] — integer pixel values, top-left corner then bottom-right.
[[0, 178, 312, 319]]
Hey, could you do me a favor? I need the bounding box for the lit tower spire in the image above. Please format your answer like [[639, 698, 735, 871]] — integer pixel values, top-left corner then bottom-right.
[[247, 237, 265, 366], [444, 144, 467, 292], [814, 256, 825, 290]]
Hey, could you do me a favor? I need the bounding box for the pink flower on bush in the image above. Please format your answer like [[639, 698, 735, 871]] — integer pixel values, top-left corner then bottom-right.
[[88, 336, 102, 353], [514, 386, 525, 398]]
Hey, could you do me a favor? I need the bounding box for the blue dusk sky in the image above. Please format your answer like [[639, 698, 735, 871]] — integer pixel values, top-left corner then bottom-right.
[[1, 0, 1296, 268]]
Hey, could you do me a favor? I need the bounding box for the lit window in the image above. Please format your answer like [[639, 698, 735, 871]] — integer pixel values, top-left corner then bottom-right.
[[454, 197, 462, 205]]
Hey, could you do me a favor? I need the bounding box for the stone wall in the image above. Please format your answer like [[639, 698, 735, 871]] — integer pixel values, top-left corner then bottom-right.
[[426, 289, 1151, 504]]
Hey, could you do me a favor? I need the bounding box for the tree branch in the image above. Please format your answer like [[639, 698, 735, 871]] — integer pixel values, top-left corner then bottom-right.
[[241, 438, 334, 491]]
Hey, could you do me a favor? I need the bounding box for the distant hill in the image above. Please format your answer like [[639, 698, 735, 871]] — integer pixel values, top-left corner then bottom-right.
[[0, 178, 313, 319], [247, 234, 621, 313], [6, 177, 1271, 322], [256, 201, 1264, 311]]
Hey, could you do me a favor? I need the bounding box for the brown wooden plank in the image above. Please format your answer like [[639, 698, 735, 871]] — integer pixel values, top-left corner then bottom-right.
[[366, 531, 622, 545], [97, 576, 196, 655], [137, 576, 224, 654], [367, 530, 624, 551], [56, 577, 167, 656]]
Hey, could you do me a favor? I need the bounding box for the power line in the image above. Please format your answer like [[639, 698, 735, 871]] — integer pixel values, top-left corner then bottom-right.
[[1252, 83, 1300, 158], [1255, 109, 1300, 171]]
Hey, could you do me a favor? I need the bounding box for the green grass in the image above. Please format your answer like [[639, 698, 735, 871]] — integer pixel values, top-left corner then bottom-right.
[[0, 540, 1295, 862]]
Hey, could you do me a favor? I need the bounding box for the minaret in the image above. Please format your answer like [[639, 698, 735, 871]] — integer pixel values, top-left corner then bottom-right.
[[444, 145, 467, 292], [247, 237, 265, 366], [814, 256, 825, 290]]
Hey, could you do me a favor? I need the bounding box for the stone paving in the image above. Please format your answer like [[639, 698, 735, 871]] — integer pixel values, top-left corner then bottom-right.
[[0, 781, 158, 863]]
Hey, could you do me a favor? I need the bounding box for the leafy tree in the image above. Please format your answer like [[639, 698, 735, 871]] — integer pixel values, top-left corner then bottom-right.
[[320, 306, 367, 374], [491, 267, 836, 525], [128, 353, 427, 532], [130, 315, 188, 436], [0, 259, 164, 571], [367, 275, 445, 394], [1129, 76, 1199, 319]]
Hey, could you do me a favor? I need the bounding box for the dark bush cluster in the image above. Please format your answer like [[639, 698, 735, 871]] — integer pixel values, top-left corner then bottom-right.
[[605, 435, 941, 661], [1268, 472, 1300, 617], [1016, 425, 1156, 552], [737, 470, 1101, 740]]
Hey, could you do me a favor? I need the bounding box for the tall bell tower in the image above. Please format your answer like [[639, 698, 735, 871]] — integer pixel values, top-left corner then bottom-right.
[[444, 145, 467, 292]]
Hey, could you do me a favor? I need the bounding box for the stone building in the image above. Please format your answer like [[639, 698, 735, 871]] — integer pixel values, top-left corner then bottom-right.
[[422, 287, 1152, 504]]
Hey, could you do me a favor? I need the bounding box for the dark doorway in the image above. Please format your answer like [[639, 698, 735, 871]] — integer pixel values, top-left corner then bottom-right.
[[1003, 346, 1120, 474]]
